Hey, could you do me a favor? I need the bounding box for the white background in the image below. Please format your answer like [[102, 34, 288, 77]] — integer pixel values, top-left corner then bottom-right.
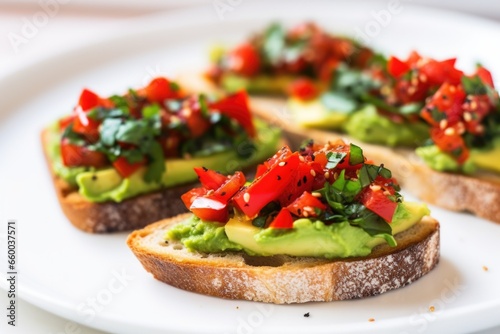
[[1, 1, 500, 333]]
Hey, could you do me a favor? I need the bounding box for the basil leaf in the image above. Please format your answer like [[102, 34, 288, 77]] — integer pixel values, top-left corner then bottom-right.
[[144, 141, 165, 183], [349, 143, 364, 165], [331, 170, 362, 203], [351, 209, 395, 244], [462, 75, 487, 95], [326, 151, 347, 169], [142, 104, 160, 119], [359, 164, 391, 187]]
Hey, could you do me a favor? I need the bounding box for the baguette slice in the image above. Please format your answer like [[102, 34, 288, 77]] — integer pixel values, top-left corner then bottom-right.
[[41, 128, 194, 233], [249, 96, 500, 224], [127, 213, 440, 304]]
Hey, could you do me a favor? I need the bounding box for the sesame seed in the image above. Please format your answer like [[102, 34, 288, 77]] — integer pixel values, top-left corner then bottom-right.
[[419, 74, 427, 83], [444, 128, 455, 136], [470, 101, 478, 110], [408, 86, 416, 95], [299, 155, 305, 162], [243, 193, 250, 203], [368, 318, 375, 322], [206, 190, 214, 195], [278, 162, 286, 167], [324, 172, 330, 179], [303, 206, 313, 212], [310, 170, 316, 177], [449, 85, 456, 93], [439, 119, 448, 130], [303, 211, 309, 217], [312, 192, 322, 198], [476, 125, 485, 133], [429, 306, 435, 312], [463, 112, 473, 122], [370, 185, 381, 191], [483, 265, 489, 272]]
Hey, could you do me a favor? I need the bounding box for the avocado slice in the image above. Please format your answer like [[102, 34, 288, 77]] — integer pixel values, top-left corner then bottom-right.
[[225, 202, 429, 258]]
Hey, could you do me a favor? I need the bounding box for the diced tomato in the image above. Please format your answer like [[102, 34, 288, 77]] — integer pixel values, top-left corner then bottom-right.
[[190, 197, 228, 223], [145, 77, 181, 103], [406, 51, 422, 67], [181, 101, 211, 137], [430, 127, 469, 164], [420, 58, 463, 86], [233, 153, 300, 218], [182, 170, 246, 224], [211, 171, 246, 202], [227, 43, 261, 77], [60, 139, 107, 168], [263, 146, 293, 169], [476, 66, 494, 87], [313, 151, 328, 169], [194, 167, 228, 190], [209, 91, 256, 138], [372, 175, 399, 196], [421, 83, 466, 126], [359, 187, 398, 223], [112, 156, 145, 178], [254, 164, 268, 179], [268, 208, 294, 229], [278, 162, 314, 206], [286, 191, 326, 218], [59, 115, 75, 131], [387, 56, 410, 78], [77, 88, 114, 111], [181, 187, 208, 209], [288, 78, 318, 101], [395, 78, 430, 104], [78, 89, 100, 111], [72, 106, 101, 142], [462, 94, 492, 134]]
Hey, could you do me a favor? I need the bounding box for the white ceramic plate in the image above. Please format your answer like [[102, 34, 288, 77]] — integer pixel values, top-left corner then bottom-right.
[[1, 1, 500, 333]]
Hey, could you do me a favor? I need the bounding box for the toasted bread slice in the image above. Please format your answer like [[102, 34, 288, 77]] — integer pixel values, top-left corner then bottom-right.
[[249, 97, 500, 224], [127, 213, 439, 304], [41, 128, 193, 233]]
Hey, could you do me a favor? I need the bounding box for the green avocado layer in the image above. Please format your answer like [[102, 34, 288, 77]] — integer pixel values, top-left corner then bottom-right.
[[166, 201, 429, 259], [47, 120, 281, 203]]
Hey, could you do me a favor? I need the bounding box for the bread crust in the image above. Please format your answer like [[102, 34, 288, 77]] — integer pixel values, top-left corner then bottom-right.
[[41, 128, 192, 233], [127, 214, 440, 304], [248, 96, 500, 224]]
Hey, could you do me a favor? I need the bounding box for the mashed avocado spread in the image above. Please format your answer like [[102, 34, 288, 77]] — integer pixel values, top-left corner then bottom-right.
[[47, 120, 281, 202], [167, 202, 429, 259]]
